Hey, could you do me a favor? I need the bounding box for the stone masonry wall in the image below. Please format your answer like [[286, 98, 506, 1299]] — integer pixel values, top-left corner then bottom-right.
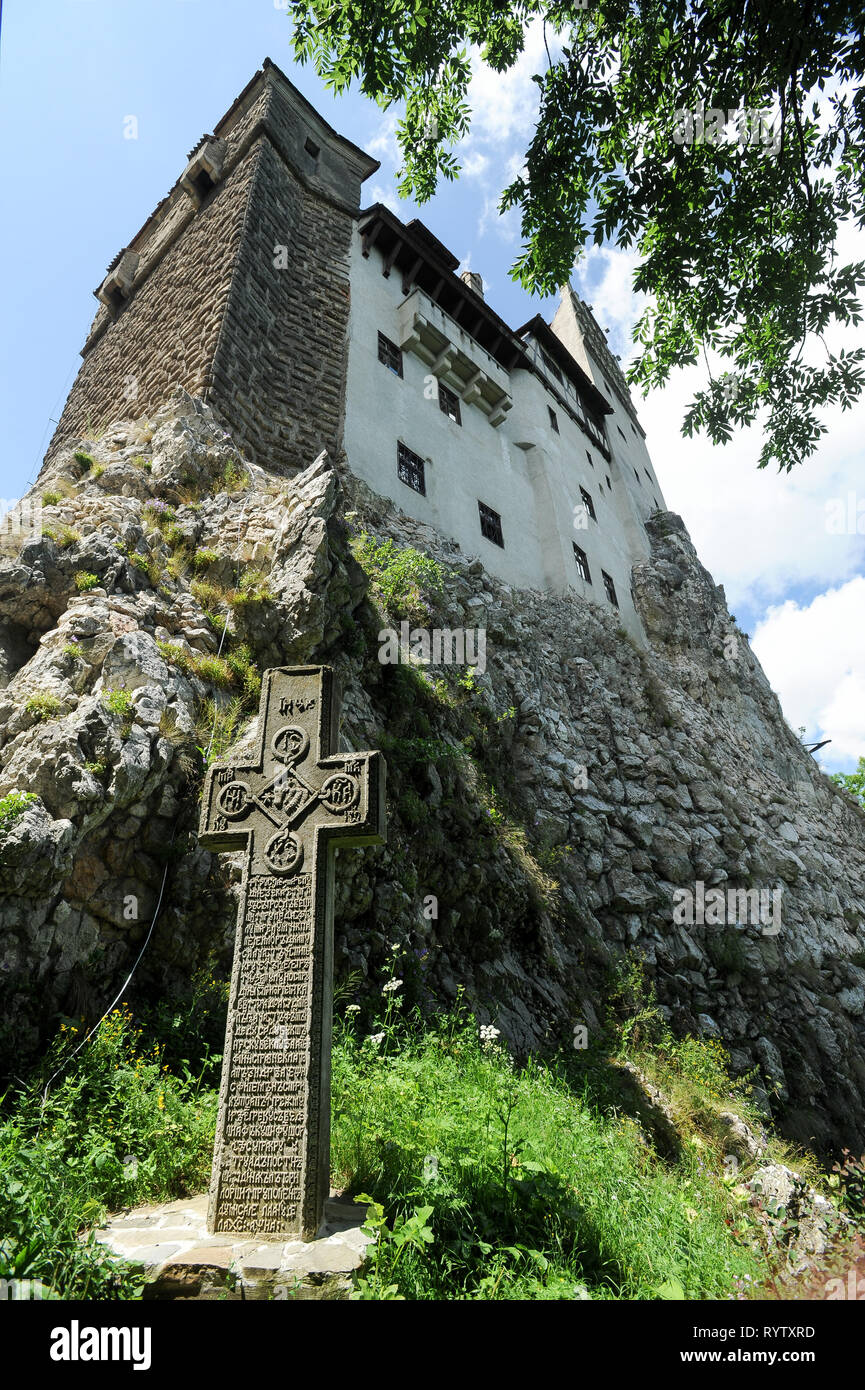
[[43, 147, 261, 469], [206, 136, 354, 477], [41, 63, 367, 478]]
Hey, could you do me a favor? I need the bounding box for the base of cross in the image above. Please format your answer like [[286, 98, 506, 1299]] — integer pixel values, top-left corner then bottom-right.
[[92, 1192, 373, 1300]]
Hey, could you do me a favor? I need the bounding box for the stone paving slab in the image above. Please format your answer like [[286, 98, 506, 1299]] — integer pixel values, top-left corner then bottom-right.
[[92, 1192, 372, 1300]]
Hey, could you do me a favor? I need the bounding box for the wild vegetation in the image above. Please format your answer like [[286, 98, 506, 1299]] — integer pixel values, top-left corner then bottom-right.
[[1, 958, 862, 1301]]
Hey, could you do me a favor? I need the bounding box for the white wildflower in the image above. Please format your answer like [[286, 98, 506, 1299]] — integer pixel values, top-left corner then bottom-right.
[[345, 1004, 361, 1014], [367, 1032, 385, 1046], [382, 978, 403, 994]]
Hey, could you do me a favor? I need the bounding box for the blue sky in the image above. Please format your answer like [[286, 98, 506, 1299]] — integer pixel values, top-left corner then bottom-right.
[[2, 1, 863, 772]]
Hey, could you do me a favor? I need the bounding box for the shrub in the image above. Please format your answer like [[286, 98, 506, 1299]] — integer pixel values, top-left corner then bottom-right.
[[56, 526, 81, 550], [221, 458, 248, 493], [102, 688, 133, 723], [73, 450, 96, 471], [192, 548, 219, 572], [25, 692, 62, 723], [129, 552, 160, 585], [74, 571, 99, 593], [352, 533, 447, 622], [0, 791, 37, 830], [41, 491, 60, 508], [0, 1003, 219, 1297], [232, 569, 273, 605]]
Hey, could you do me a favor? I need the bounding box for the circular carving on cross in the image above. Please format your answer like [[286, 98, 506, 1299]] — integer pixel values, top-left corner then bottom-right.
[[217, 780, 252, 820], [272, 725, 309, 766], [320, 773, 360, 815], [263, 828, 304, 876]]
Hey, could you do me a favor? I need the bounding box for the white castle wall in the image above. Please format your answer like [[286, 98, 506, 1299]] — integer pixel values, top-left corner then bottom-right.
[[343, 225, 667, 642]]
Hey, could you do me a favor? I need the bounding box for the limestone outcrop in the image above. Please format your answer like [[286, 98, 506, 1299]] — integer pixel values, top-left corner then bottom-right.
[[2, 391, 864, 1152]]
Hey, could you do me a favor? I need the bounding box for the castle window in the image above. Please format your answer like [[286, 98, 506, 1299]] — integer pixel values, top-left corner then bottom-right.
[[634, 467, 639, 480], [617, 424, 627, 441], [654, 496, 660, 509], [397, 442, 426, 495], [573, 544, 591, 583], [606, 475, 612, 489], [192, 169, 215, 200], [439, 382, 461, 425], [541, 350, 562, 385], [644, 468, 653, 483], [579, 486, 596, 522], [548, 406, 559, 434], [586, 450, 594, 468], [304, 136, 321, 160], [602, 570, 618, 606], [378, 332, 403, 378], [478, 501, 504, 548]]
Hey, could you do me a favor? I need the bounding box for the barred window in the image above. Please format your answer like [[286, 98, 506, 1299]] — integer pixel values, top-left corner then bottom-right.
[[397, 441, 426, 495], [580, 486, 596, 522], [478, 500, 504, 548], [439, 382, 461, 425], [548, 406, 560, 434], [378, 331, 403, 378], [573, 543, 591, 584], [602, 570, 618, 606]]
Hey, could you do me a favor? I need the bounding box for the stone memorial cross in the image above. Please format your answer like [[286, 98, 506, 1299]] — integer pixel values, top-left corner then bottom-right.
[[198, 665, 386, 1239]]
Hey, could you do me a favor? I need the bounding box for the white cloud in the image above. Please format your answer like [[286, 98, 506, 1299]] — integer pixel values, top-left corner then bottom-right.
[[368, 182, 401, 216], [573, 230, 865, 617], [467, 19, 548, 146], [365, 114, 400, 165], [459, 148, 489, 179], [751, 579, 865, 764], [477, 193, 519, 243]]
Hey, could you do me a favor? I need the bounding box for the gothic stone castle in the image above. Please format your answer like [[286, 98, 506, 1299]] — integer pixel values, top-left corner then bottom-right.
[[45, 59, 667, 642]]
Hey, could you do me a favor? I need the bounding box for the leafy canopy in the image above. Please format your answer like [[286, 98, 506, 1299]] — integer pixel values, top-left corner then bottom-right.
[[289, 1, 865, 470]]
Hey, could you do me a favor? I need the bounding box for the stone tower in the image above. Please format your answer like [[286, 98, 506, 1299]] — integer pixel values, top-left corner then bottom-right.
[[43, 60, 379, 477]]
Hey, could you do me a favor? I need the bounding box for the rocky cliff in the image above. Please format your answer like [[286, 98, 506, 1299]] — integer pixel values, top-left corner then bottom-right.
[[2, 390, 864, 1151]]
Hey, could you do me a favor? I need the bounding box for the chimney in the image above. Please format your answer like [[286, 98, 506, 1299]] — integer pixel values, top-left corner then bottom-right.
[[460, 269, 484, 299]]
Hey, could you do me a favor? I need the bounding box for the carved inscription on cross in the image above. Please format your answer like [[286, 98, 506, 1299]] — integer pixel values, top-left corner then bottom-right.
[[199, 665, 386, 1239]]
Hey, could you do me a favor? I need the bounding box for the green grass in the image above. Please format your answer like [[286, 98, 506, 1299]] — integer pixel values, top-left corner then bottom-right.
[[192, 548, 219, 572], [0, 1000, 220, 1298], [0, 968, 854, 1302], [25, 692, 62, 723], [332, 996, 771, 1300], [0, 790, 37, 830], [56, 525, 81, 550], [129, 551, 160, 585], [41, 491, 60, 508], [159, 639, 260, 708]]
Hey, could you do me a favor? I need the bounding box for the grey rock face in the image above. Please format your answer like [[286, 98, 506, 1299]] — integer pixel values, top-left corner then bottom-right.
[[2, 392, 865, 1153]]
